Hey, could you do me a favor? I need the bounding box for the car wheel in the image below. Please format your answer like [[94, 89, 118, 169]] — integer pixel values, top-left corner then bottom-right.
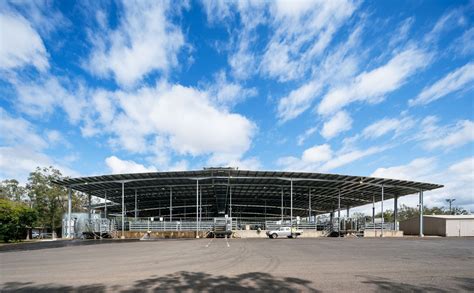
[[271, 233, 278, 239]]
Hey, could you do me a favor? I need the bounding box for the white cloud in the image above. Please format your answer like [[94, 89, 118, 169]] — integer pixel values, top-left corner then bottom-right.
[[261, 0, 357, 82], [0, 108, 47, 150], [417, 117, 474, 151], [277, 81, 322, 122], [277, 143, 386, 172], [105, 156, 157, 174], [409, 62, 474, 106], [449, 157, 474, 182], [321, 110, 352, 139], [87, 1, 185, 87], [317, 47, 430, 115], [320, 146, 386, 171], [370, 156, 474, 212], [297, 126, 318, 146], [452, 28, 474, 56], [371, 157, 436, 180], [207, 71, 257, 108], [302, 144, 333, 163], [362, 116, 415, 139], [9, 75, 87, 123], [0, 111, 77, 183], [424, 8, 468, 44], [276, 24, 361, 122], [0, 12, 48, 71], [86, 82, 257, 164], [202, 1, 357, 81]]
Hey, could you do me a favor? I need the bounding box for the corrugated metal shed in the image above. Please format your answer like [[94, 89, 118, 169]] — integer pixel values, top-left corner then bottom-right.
[[54, 168, 443, 218]]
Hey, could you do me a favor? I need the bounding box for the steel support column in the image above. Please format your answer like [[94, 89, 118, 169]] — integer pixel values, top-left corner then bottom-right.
[[394, 195, 398, 231], [199, 187, 202, 223], [121, 181, 125, 239], [346, 206, 350, 218], [372, 195, 375, 225], [229, 185, 232, 218], [169, 186, 172, 222], [88, 193, 92, 221], [281, 187, 284, 222], [308, 188, 311, 221], [196, 180, 199, 237], [381, 185, 384, 237], [104, 190, 107, 218], [67, 187, 72, 238], [419, 189, 424, 237], [290, 179, 293, 228], [338, 189, 341, 237], [134, 189, 138, 220]]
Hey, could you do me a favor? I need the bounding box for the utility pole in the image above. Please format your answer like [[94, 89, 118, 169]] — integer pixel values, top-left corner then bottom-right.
[[445, 198, 456, 215]]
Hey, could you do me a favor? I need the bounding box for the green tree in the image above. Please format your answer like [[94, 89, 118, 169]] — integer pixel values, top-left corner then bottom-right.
[[0, 179, 27, 202], [27, 167, 68, 234], [26, 167, 87, 235], [0, 199, 37, 242], [375, 209, 394, 222]]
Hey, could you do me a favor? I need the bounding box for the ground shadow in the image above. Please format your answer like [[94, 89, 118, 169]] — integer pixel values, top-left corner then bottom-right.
[[359, 275, 474, 292], [1, 271, 319, 292]]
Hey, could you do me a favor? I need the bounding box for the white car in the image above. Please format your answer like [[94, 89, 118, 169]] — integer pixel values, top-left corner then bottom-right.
[[266, 227, 303, 239]]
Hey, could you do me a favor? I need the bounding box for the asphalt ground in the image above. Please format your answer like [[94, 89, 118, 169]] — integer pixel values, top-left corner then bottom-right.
[[1, 237, 473, 292]]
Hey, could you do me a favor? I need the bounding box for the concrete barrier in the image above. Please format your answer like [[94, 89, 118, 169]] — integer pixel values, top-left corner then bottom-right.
[[233, 230, 325, 238], [120, 231, 206, 239], [363, 230, 404, 237]]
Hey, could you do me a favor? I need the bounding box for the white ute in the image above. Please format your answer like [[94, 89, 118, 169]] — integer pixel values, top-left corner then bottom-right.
[[266, 227, 303, 239]]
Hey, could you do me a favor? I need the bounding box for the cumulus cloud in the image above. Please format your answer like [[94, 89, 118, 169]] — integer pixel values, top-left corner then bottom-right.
[[321, 110, 352, 139], [0, 12, 48, 71], [105, 156, 157, 174], [85, 82, 257, 165], [409, 62, 474, 106], [87, 1, 185, 87]]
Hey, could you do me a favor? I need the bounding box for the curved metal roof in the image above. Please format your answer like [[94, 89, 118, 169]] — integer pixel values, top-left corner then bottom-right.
[[54, 168, 443, 218]]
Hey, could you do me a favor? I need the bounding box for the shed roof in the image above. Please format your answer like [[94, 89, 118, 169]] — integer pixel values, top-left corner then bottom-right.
[[54, 168, 443, 218]]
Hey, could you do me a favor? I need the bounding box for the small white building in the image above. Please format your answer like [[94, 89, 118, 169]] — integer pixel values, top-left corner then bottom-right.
[[400, 215, 474, 237]]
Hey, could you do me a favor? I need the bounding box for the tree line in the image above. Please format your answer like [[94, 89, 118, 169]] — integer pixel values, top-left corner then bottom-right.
[[0, 166, 86, 242]]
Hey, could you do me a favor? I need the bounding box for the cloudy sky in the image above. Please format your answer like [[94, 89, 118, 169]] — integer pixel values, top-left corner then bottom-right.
[[0, 0, 473, 213]]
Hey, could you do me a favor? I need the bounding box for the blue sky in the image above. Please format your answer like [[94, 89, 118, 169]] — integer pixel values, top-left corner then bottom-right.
[[1, 0, 473, 213]]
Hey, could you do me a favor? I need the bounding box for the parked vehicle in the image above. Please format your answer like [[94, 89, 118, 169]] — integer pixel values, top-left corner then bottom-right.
[[266, 227, 303, 239]]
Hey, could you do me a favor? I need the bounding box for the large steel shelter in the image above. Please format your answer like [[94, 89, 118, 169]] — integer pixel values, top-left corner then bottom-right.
[[55, 168, 443, 238]]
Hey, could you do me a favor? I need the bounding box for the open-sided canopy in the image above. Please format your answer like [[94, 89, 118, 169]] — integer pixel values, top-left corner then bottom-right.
[[54, 168, 443, 218]]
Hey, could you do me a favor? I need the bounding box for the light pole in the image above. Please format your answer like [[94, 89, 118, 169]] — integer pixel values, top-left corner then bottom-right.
[[445, 198, 456, 215]]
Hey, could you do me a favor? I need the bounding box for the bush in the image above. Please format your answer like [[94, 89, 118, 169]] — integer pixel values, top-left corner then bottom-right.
[[0, 199, 37, 242]]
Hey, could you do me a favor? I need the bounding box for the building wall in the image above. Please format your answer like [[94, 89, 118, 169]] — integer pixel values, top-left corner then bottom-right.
[[446, 219, 474, 237], [424, 217, 446, 236], [399, 217, 419, 235], [400, 216, 474, 237]]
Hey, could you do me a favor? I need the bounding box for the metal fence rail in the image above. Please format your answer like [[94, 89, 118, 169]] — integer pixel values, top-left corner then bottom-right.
[[364, 223, 395, 230]]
